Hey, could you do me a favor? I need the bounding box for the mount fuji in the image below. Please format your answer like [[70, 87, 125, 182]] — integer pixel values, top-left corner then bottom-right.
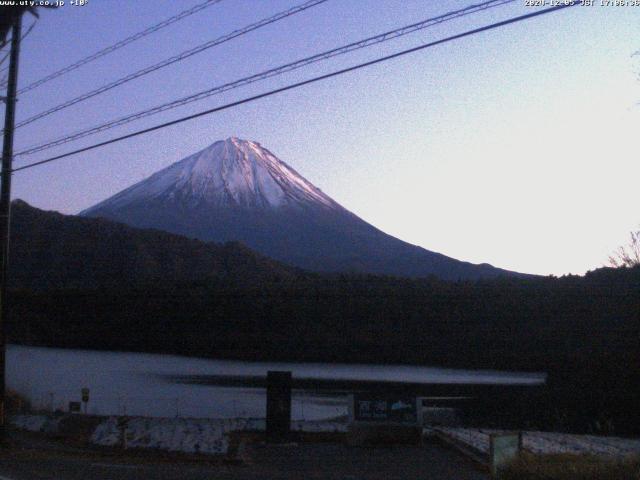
[[81, 137, 518, 280]]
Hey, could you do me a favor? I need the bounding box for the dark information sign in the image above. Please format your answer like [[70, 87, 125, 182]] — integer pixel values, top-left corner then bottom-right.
[[353, 394, 418, 424]]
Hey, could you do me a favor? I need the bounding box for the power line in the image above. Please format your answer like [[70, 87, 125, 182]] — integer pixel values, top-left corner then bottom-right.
[[16, 0, 225, 95], [11, 0, 329, 131], [12, 3, 578, 174], [16, 0, 515, 158]]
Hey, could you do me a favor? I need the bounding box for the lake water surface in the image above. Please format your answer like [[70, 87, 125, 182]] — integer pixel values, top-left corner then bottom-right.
[[8, 344, 545, 420]]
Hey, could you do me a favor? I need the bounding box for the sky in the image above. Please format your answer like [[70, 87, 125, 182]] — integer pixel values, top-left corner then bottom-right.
[[4, 0, 639, 276]]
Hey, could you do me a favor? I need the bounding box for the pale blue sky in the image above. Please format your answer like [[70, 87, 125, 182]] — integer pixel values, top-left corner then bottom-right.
[[6, 0, 640, 275]]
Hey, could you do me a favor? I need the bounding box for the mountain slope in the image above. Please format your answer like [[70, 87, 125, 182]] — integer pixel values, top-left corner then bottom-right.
[[9, 200, 297, 290], [81, 137, 521, 280]]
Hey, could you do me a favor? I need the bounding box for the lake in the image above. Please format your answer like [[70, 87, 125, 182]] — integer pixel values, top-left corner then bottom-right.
[[7, 344, 545, 420]]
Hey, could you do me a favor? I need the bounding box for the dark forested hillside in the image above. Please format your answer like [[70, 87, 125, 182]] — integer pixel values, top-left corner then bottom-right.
[[9, 200, 298, 290], [10, 268, 639, 371]]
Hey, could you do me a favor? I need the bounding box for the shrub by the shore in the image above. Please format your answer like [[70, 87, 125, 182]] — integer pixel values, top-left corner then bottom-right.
[[6, 390, 30, 414]]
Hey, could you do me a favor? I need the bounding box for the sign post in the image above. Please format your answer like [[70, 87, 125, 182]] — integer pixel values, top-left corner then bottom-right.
[[266, 371, 291, 443], [81, 387, 90, 414]]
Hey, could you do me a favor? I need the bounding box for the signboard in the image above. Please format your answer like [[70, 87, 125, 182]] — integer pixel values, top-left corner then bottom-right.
[[81, 388, 90, 403], [68, 401, 81, 413], [352, 394, 418, 424], [490, 432, 522, 478]]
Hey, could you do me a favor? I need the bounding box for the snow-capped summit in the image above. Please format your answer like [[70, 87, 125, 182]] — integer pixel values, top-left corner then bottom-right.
[[84, 137, 338, 212], [82, 138, 520, 280]]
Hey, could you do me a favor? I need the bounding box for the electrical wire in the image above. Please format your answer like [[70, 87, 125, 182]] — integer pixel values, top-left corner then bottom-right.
[[16, 0, 514, 157], [16, 0, 225, 95], [11, 0, 329, 130], [12, 3, 578, 174]]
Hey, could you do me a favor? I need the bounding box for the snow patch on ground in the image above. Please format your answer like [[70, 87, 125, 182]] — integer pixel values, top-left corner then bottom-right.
[[9, 413, 349, 456], [91, 417, 249, 455], [435, 427, 640, 458], [91, 416, 347, 455]]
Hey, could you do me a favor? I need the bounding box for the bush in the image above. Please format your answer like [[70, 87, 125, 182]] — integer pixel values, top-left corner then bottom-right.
[[6, 390, 30, 414], [499, 453, 640, 480]]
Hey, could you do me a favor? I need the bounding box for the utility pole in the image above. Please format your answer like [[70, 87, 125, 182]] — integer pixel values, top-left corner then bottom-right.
[[0, 9, 22, 438]]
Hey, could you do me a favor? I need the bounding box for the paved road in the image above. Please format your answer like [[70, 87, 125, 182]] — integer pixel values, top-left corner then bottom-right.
[[0, 432, 488, 480]]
